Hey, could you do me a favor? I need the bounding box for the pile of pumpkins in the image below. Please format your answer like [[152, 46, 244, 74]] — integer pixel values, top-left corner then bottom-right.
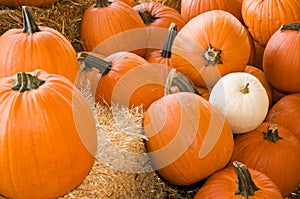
[[0, 0, 299, 198]]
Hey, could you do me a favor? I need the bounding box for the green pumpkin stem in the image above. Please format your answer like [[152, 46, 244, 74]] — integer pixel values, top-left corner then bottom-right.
[[200, 44, 223, 66], [233, 161, 260, 199], [22, 6, 41, 34], [164, 68, 201, 96], [95, 0, 111, 8], [138, 9, 160, 25], [78, 52, 112, 75], [12, 72, 45, 92], [263, 124, 283, 143], [280, 23, 300, 32], [161, 23, 178, 58]]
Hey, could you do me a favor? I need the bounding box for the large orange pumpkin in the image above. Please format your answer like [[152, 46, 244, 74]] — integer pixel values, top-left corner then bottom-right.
[[230, 122, 300, 197], [0, 0, 58, 7], [195, 161, 283, 199], [0, 6, 78, 83], [263, 23, 300, 93], [0, 70, 97, 199], [143, 92, 234, 185], [266, 93, 300, 141], [171, 10, 251, 89], [242, 0, 300, 47], [80, 0, 147, 56]]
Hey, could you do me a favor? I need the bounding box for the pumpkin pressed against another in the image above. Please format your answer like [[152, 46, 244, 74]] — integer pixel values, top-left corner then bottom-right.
[[0, 6, 79, 83], [194, 161, 283, 199], [0, 0, 58, 7], [171, 10, 251, 89], [209, 72, 269, 134], [143, 92, 234, 185], [230, 122, 300, 197], [0, 70, 97, 199]]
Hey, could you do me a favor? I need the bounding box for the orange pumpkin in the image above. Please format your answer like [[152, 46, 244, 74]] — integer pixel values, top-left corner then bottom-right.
[[244, 65, 273, 107], [195, 161, 283, 199], [230, 122, 300, 197], [143, 92, 234, 185], [171, 10, 251, 89], [180, 0, 243, 23], [263, 23, 300, 93], [0, 6, 78, 83], [0, 0, 58, 7], [111, 0, 137, 7], [80, 0, 147, 56], [0, 70, 97, 199], [266, 93, 300, 141], [242, 0, 300, 47]]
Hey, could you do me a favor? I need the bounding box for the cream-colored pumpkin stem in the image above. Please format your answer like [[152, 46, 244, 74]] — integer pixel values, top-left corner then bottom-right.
[[22, 6, 40, 34], [95, 0, 110, 8], [233, 161, 260, 198], [263, 124, 283, 143], [161, 23, 178, 58], [240, 83, 250, 94], [138, 9, 159, 25], [200, 44, 223, 66], [12, 72, 45, 92]]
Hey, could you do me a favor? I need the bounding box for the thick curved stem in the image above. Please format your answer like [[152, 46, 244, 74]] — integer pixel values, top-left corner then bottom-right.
[[12, 72, 45, 92], [161, 23, 178, 58], [138, 9, 160, 25], [78, 52, 112, 75], [95, 0, 110, 8], [263, 124, 283, 143], [280, 23, 300, 32], [22, 6, 40, 34]]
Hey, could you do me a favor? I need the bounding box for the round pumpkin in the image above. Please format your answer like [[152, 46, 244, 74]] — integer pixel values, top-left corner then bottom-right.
[[171, 10, 251, 89], [209, 72, 269, 134], [143, 92, 234, 185], [266, 93, 300, 141], [0, 0, 58, 7], [230, 122, 300, 197], [242, 0, 300, 47], [80, 0, 147, 56], [263, 23, 300, 93], [0, 6, 78, 83], [0, 70, 97, 199], [195, 161, 283, 199]]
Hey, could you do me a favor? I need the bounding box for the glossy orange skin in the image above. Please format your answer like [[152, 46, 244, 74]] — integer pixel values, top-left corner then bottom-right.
[[242, 0, 300, 47], [263, 27, 300, 93], [0, 26, 78, 83], [0, 70, 97, 199], [230, 122, 300, 197], [266, 93, 300, 141], [143, 92, 234, 185], [95, 52, 167, 110], [194, 166, 283, 199], [171, 10, 250, 89], [180, 0, 243, 23], [0, 0, 58, 7]]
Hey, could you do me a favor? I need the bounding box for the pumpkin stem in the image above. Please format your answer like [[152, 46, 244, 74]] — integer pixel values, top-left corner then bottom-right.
[[233, 161, 260, 199], [12, 72, 45, 92], [263, 124, 283, 143], [78, 52, 112, 75], [22, 6, 40, 34], [280, 23, 300, 32], [200, 44, 222, 67], [95, 0, 111, 8], [164, 68, 201, 96], [240, 83, 250, 94], [138, 9, 160, 25], [161, 23, 178, 58]]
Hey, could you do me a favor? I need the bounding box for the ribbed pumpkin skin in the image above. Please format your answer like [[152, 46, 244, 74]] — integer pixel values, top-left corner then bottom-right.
[[242, 0, 300, 47], [0, 27, 78, 83], [0, 70, 97, 199], [230, 122, 300, 197], [194, 166, 283, 199], [262, 26, 300, 93], [143, 92, 234, 185], [133, 2, 186, 30], [180, 0, 243, 23], [0, 0, 58, 7], [80, 1, 146, 55], [266, 93, 300, 141], [171, 10, 250, 88]]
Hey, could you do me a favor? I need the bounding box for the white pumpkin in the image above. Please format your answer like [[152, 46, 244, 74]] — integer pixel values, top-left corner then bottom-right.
[[209, 72, 269, 134]]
